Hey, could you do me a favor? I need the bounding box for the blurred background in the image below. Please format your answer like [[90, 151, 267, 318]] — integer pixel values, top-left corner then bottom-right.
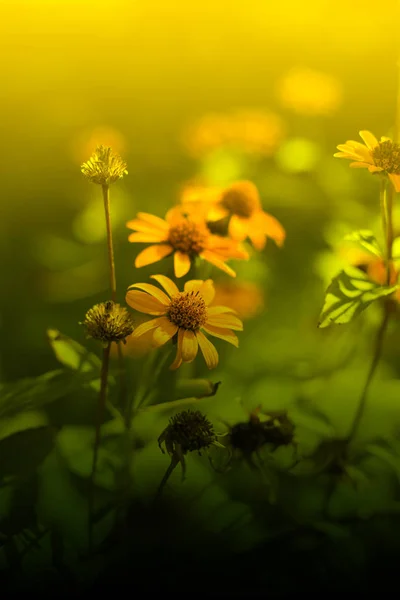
[[1, 0, 400, 383]]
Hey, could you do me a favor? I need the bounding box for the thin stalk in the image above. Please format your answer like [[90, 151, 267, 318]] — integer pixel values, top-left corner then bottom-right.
[[88, 343, 111, 552], [102, 184, 117, 302], [347, 179, 393, 443]]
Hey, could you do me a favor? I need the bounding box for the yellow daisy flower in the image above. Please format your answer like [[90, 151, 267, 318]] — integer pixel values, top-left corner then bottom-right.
[[126, 207, 249, 278], [125, 275, 243, 370], [334, 131, 400, 192], [191, 180, 285, 251]]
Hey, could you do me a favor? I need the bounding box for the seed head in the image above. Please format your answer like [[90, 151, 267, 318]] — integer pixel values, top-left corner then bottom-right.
[[80, 301, 134, 346], [81, 145, 128, 185], [159, 409, 216, 455]]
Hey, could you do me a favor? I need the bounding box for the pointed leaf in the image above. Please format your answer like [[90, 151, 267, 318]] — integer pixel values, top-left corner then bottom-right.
[[318, 266, 398, 328], [344, 230, 382, 258]]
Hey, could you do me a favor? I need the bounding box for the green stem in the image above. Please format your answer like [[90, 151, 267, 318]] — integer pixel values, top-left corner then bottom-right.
[[102, 184, 117, 302], [347, 179, 393, 443], [88, 343, 111, 552]]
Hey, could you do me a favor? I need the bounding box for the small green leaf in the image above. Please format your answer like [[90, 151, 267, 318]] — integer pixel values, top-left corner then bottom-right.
[[175, 379, 221, 399], [47, 329, 101, 372], [343, 229, 382, 257], [318, 266, 398, 328], [0, 410, 48, 442]]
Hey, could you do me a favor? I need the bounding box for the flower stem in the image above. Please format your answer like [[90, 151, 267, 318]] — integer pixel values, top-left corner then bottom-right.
[[347, 178, 393, 443], [88, 343, 111, 552], [102, 184, 117, 302]]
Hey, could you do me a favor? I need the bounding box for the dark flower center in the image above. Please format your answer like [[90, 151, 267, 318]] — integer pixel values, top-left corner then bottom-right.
[[167, 291, 207, 331], [371, 140, 400, 174], [168, 221, 208, 254]]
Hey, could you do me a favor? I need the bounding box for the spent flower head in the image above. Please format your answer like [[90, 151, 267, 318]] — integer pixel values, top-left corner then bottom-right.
[[80, 301, 134, 346], [159, 409, 217, 457], [81, 144, 128, 186]]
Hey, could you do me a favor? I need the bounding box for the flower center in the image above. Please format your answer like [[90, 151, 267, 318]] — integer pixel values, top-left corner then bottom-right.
[[167, 291, 207, 330], [371, 140, 400, 174], [168, 221, 208, 254], [220, 183, 259, 218]]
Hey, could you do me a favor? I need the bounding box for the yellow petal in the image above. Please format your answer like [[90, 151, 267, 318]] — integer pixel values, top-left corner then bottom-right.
[[165, 205, 186, 225], [131, 317, 165, 338], [206, 313, 243, 330], [170, 329, 184, 370], [135, 244, 173, 268], [248, 229, 267, 251], [359, 130, 378, 150], [185, 279, 216, 305], [207, 306, 237, 316], [259, 212, 286, 246], [334, 152, 354, 158], [127, 283, 170, 306], [196, 330, 219, 369], [349, 162, 370, 169], [389, 173, 400, 192], [125, 290, 167, 315], [181, 330, 199, 362], [229, 215, 249, 241], [128, 232, 168, 243], [174, 251, 192, 278], [202, 324, 239, 347], [126, 218, 167, 234], [368, 165, 384, 173], [136, 212, 169, 231], [380, 136, 391, 142], [200, 250, 236, 277], [150, 274, 180, 297], [152, 317, 178, 347], [207, 206, 229, 221]]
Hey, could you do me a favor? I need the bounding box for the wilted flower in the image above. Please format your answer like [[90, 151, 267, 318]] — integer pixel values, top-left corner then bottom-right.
[[80, 301, 134, 346], [334, 131, 400, 192], [276, 67, 342, 116], [126, 207, 248, 278], [81, 145, 128, 186], [126, 275, 243, 370]]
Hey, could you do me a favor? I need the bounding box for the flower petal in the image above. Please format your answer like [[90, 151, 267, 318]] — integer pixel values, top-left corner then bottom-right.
[[207, 206, 229, 221], [135, 244, 173, 268], [248, 230, 267, 251], [150, 274, 180, 297], [131, 317, 166, 338], [359, 130, 378, 150], [207, 305, 237, 316], [127, 283, 170, 305], [389, 173, 400, 192], [349, 162, 370, 169], [258, 212, 286, 246], [196, 330, 219, 369], [125, 290, 167, 315], [206, 313, 243, 330], [185, 279, 215, 305], [136, 212, 169, 231], [152, 317, 178, 347], [200, 250, 236, 277], [128, 232, 169, 243], [202, 324, 239, 347], [126, 218, 168, 234], [165, 205, 186, 225], [229, 215, 249, 241], [367, 165, 383, 173], [181, 330, 199, 362], [170, 328, 184, 370], [174, 251, 192, 278]]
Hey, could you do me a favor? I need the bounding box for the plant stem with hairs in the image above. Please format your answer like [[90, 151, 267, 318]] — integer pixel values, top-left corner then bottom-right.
[[88, 343, 111, 552], [347, 178, 393, 443]]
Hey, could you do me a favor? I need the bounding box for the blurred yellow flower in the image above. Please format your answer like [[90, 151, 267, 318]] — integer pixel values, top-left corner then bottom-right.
[[81, 145, 128, 186], [125, 275, 243, 370], [276, 67, 342, 116], [213, 281, 264, 319], [126, 207, 249, 278], [334, 131, 400, 192], [184, 180, 285, 251], [182, 109, 285, 158]]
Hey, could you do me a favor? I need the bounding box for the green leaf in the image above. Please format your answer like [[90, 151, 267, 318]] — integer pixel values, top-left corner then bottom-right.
[[318, 266, 398, 328], [0, 410, 48, 443], [364, 443, 400, 483], [343, 230, 382, 258]]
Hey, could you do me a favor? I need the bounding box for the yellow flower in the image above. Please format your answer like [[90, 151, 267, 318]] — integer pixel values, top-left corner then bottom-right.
[[125, 275, 243, 370], [213, 281, 264, 319], [81, 144, 128, 186], [276, 67, 342, 116], [126, 207, 249, 278], [334, 131, 400, 192], [189, 180, 285, 251]]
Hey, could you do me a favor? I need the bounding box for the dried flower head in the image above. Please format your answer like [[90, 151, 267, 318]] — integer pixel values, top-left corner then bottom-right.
[[156, 409, 220, 499], [81, 145, 128, 185], [80, 301, 134, 346]]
